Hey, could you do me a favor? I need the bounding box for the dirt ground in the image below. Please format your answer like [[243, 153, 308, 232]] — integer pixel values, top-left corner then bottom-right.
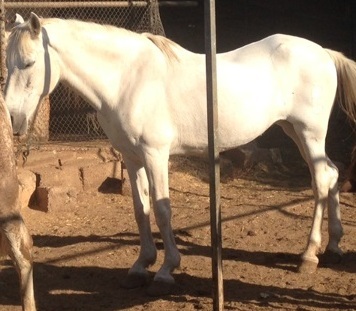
[[0, 146, 355, 311]]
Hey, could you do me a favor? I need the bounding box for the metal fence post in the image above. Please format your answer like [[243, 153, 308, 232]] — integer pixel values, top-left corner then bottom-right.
[[0, 0, 6, 91], [204, 0, 223, 310]]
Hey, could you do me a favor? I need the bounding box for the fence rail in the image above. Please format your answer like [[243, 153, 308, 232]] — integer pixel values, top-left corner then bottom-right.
[[4, 1, 149, 9]]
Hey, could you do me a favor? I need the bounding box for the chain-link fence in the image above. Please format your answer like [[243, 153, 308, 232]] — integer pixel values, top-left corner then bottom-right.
[[0, 0, 165, 145]]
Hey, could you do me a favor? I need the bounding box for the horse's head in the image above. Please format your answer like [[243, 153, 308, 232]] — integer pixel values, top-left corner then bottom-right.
[[5, 12, 60, 135]]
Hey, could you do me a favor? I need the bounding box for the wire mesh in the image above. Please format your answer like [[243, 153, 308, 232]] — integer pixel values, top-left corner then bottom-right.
[[1, 0, 165, 145]]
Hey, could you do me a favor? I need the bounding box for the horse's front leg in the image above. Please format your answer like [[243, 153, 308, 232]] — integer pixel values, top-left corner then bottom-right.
[[143, 149, 181, 296], [121, 157, 157, 289]]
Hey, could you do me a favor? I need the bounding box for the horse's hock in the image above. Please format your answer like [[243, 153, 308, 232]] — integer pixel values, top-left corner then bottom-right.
[[17, 146, 129, 212]]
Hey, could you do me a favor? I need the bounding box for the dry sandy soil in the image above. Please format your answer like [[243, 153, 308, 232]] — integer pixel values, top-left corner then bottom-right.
[[0, 146, 355, 311]]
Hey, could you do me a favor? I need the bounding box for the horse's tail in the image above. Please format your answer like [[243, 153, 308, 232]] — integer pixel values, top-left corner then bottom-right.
[[326, 49, 356, 123]]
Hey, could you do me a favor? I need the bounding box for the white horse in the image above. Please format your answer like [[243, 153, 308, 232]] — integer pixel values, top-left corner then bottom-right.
[[5, 13, 356, 295]]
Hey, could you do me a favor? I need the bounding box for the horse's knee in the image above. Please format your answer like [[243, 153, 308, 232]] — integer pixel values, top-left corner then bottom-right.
[[327, 161, 339, 191]]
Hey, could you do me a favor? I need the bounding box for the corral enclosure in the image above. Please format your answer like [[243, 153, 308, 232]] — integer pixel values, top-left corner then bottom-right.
[[0, 1, 355, 311]]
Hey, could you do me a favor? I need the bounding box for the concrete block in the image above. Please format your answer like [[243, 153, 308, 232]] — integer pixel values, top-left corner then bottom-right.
[[17, 169, 37, 210], [80, 160, 131, 195], [35, 166, 83, 190], [31, 186, 78, 212]]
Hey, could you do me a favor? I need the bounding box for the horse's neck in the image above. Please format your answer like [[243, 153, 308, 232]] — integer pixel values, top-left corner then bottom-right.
[[47, 23, 145, 112]]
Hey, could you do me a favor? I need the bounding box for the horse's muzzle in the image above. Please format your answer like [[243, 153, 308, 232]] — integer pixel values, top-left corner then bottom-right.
[[10, 114, 28, 136]]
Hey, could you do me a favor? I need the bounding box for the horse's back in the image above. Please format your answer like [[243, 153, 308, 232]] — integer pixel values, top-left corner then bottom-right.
[[222, 34, 329, 63], [181, 34, 338, 152], [219, 34, 337, 122], [222, 34, 335, 84]]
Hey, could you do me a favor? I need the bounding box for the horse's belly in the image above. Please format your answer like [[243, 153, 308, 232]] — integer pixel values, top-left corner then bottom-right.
[[219, 118, 274, 147], [217, 79, 284, 148], [172, 100, 280, 156], [171, 76, 285, 155]]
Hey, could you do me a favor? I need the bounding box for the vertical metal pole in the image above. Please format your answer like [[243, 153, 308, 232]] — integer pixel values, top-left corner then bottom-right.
[[0, 0, 6, 91], [204, 0, 223, 310]]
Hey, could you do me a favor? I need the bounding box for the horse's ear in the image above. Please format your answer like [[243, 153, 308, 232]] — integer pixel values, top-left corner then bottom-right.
[[29, 12, 41, 36], [5, 13, 24, 33], [7, 13, 24, 27], [14, 13, 24, 25]]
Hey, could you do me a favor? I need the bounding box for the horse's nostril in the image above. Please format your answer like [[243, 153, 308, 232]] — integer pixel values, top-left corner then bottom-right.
[[10, 116, 14, 126]]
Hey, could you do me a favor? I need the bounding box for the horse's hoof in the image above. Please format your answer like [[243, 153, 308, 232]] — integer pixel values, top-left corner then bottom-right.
[[298, 259, 318, 274], [320, 249, 343, 265], [120, 272, 149, 289], [146, 280, 177, 297]]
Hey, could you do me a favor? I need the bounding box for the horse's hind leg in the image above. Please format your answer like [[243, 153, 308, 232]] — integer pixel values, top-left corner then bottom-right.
[[300, 151, 343, 272], [1, 214, 36, 311], [324, 157, 343, 260], [120, 157, 157, 289], [278, 121, 343, 272]]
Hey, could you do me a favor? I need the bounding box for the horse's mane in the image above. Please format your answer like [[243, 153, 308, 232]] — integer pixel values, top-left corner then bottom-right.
[[142, 33, 180, 62], [42, 18, 180, 63], [42, 18, 123, 35], [7, 17, 180, 66]]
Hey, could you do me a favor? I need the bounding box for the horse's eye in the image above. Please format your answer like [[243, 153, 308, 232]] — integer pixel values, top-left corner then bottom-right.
[[24, 61, 35, 69]]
